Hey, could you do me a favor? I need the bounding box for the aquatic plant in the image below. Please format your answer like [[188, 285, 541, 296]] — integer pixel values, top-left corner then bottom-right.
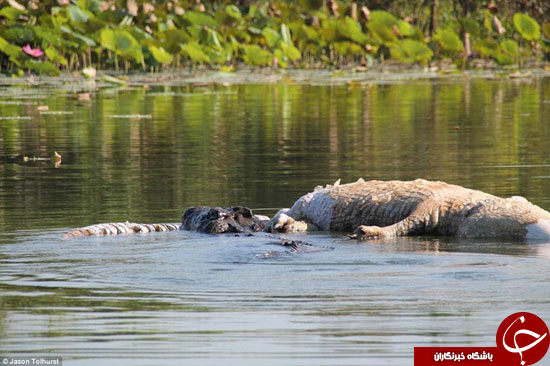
[[0, 0, 547, 74]]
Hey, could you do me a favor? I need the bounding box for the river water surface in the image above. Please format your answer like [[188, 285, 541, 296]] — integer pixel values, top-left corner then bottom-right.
[[0, 71, 550, 365]]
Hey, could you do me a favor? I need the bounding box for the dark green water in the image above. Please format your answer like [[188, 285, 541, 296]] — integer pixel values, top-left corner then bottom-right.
[[0, 72, 550, 365]]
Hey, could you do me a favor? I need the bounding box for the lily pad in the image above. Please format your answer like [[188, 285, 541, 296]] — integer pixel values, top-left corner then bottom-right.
[[433, 28, 464, 53], [100, 28, 144, 64], [390, 39, 433, 65], [513, 13, 540, 41], [181, 42, 210, 63], [242, 45, 271, 66], [225, 5, 241, 20], [149, 46, 173, 64]]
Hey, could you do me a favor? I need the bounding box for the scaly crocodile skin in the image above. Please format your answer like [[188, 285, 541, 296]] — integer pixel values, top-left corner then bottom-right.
[[289, 179, 550, 239]]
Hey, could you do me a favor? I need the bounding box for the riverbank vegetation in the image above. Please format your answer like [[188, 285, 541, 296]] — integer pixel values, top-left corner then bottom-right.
[[0, 0, 549, 75]]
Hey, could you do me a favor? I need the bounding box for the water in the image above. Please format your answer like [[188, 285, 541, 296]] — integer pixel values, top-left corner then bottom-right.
[[1, 72, 550, 365]]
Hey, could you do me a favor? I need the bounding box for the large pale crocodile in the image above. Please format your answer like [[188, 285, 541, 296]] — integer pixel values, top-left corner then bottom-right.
[[63, 179, 550, 241]]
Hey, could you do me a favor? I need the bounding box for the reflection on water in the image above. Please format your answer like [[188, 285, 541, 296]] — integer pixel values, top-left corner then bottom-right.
[[1, 73, 550, 365]]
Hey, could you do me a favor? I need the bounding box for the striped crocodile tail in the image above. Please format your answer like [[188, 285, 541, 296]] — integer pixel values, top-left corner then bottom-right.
[[62, 222, 181, 238]]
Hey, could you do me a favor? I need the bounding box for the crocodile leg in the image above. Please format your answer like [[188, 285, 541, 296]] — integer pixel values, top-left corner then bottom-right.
[[349, 199, 438, 240]]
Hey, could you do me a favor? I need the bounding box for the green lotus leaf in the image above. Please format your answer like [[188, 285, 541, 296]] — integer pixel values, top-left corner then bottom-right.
[[23, 60, 60, 76], [494, 51, 514, 65], [300, 25, 319, 42], [34, 26, 76, 49], [339, 17, 367, 44], [205, 29, 222, 49], [280, 42, 301, 60], [158, 29, 190, 54], [390, 39, 433, 65], [148, 45, 173, 64], [433, 28, 464, 53], [4, 26, 35, 45], [202, 46, 225, 64], [0, 36, 23, 65], [500, 39, 518, 57], [67, 5, 90, 23], [45, 47, 68, 65], [543, 23, 550, 40], [0, 6, 25, 20], [333, 41, 363, 56], [474, 39, 496, 58], [100, 74, 126, 84], [273, 48, 287, 68], [262, 28, 280, 48], [186, 25, 202, 39], [247, 27, 262, 35], [74, 33, 97, 47], [183, 11, 217, 28], [225, 5, 241, 20], [513, 13, 540, 41], [397, 21, 414, 37], [96, 9, 126, 24], [320, 19, 338, 43], [77, 0, 100, 14], [100, 28, 143, 63], [60, 26, 96, 47], [280, 23, 292, 45], [242, 44, 271, 66], [460, 18, 481, 38], [367, 10, 399, 45], [181, 41, 210, 63]]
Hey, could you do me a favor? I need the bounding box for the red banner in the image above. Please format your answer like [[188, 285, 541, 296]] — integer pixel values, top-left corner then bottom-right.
[[415, 312, 550, 366], [414, 347, 506, 365]]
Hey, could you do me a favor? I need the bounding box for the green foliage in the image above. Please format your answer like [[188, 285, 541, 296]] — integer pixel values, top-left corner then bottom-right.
[[183, 11, 217, 28], [45, 47, 67, 65], [4, 26, 34, 45], [148, 46, 173, 65], [299, 0, 324, 11], [433, 28, 464, 54], [474, 39, 497, 58], [500, 39, 519, 56], [367, 10, 399, 45], [0, 0, 545, 74], [181, 42, 210, 63], [397, 21, 414, 37], [494, 39, 519, 65], [0, 36, 24, 65], [262, 28, 280, 48], [23, 60, 60, 75], [225, 5, 242, 20], [0, 6, 25, 21], [242, 45, 271, 66], [100, 29, 143, 64], [390, 39, 433, 65], [461, 19, 481, 38], [543, 23, 550, 40], [67, 5, 90, 23], [513, 13, 540, 41]]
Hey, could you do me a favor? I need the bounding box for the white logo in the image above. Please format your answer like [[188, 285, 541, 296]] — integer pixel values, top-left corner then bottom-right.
[[503, 316, 548, 365]]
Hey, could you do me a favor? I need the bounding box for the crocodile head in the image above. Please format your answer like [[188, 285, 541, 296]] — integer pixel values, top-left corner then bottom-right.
[[181, 206, 265, 234]]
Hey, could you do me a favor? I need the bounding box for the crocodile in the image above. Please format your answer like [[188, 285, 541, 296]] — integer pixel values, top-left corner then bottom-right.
[[268, 178, 550, 240], [63, 206, 322, 252], [63, 206, 267, 238], [63, 179, 550, 241]]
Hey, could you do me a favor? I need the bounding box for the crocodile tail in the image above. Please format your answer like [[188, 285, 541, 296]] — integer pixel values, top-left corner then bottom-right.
[[62, 222, 181, 238]]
